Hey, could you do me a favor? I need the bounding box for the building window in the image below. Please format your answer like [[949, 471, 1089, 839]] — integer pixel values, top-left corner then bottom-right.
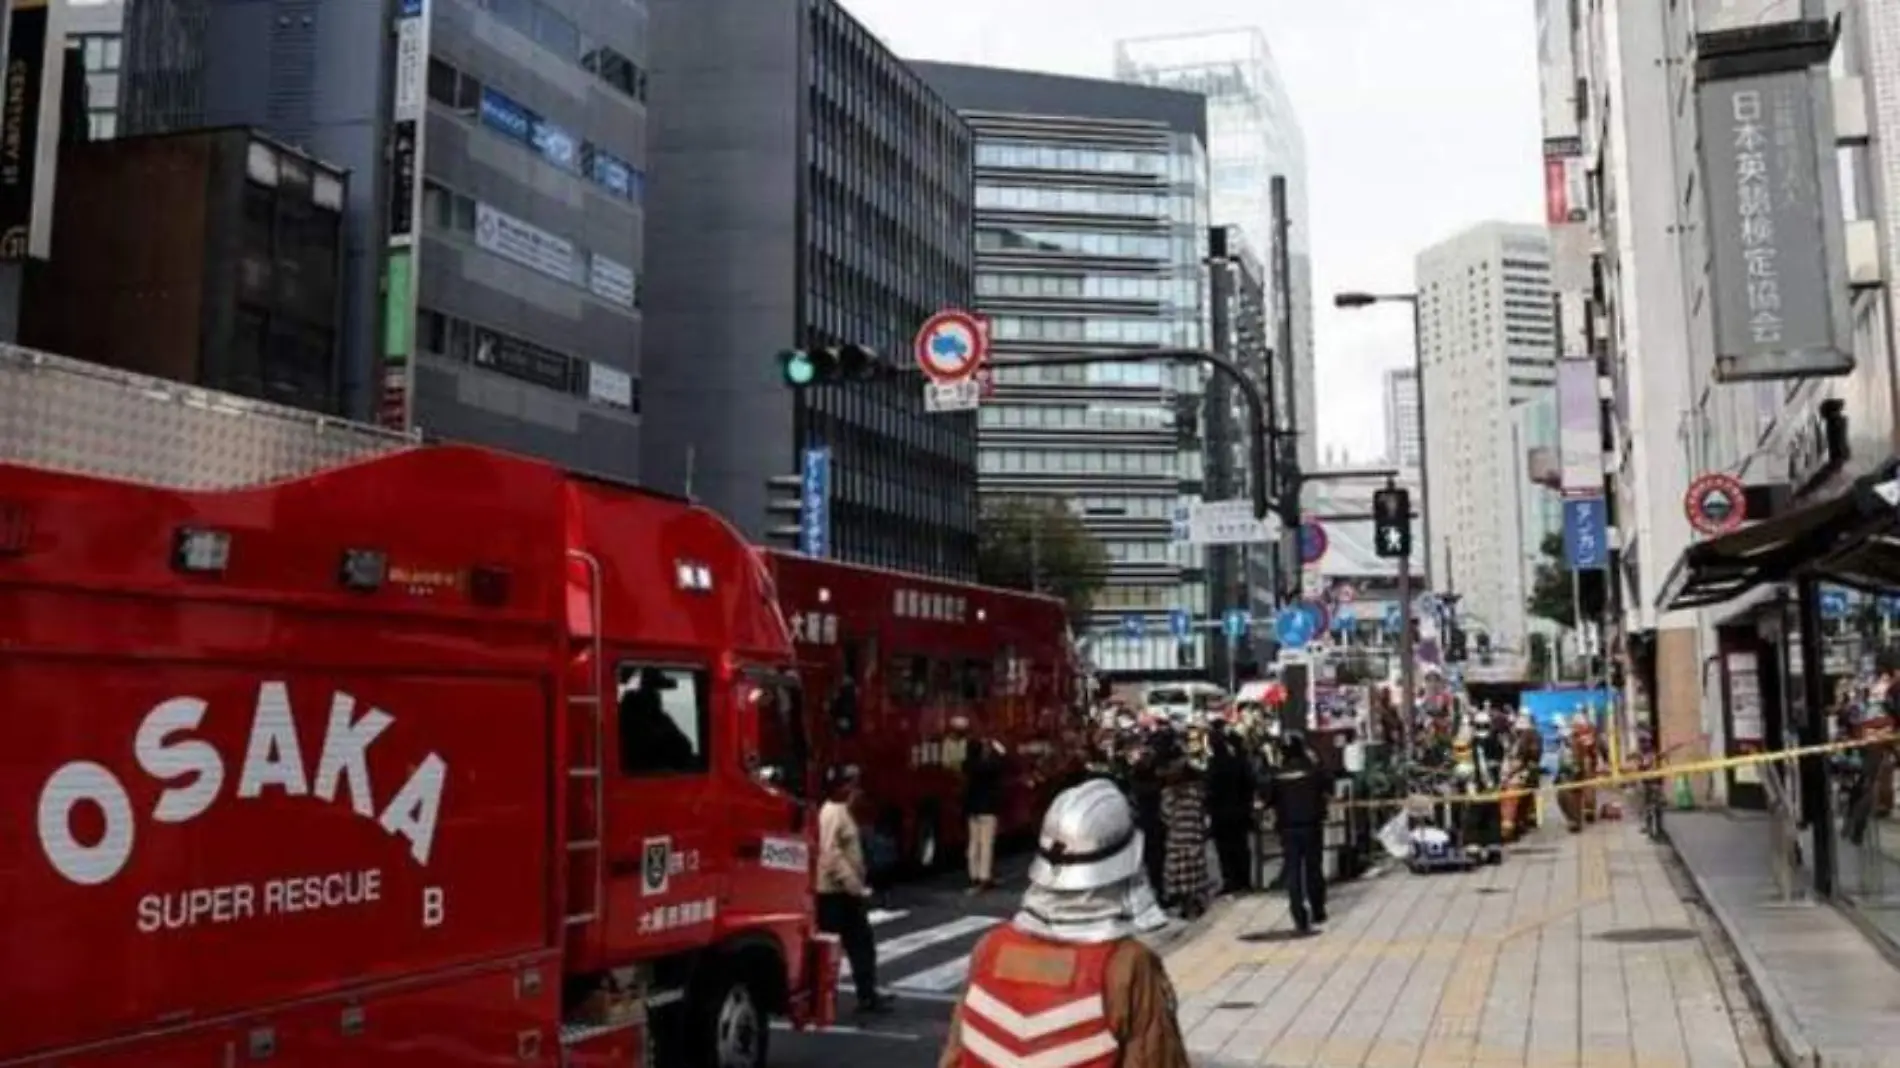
[[87, 109, 116, 140], [78, 33, 120, 73], [429, 56, 645, 204]]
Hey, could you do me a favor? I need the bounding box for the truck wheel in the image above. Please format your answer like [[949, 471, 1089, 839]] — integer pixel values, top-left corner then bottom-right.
[[688, 967, 769, 1068]]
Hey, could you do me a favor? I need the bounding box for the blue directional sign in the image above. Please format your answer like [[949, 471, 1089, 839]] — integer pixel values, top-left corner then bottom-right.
[[1275, 606, 1317, 648], [1563, 496, 1609, 571], [1818, 587, 1850, 620], [1331, 607, 1357, 632], [1223, 609, 1250, 640], [1878, 594, 1900, 620], [1383, 602, 1405, 633], [800, 447, 831, 557], [1169, 608, 1192, 640], [1121, 614, 1146, 639]]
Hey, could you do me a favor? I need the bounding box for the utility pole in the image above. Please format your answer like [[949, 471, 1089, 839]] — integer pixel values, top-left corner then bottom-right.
[[1393, 478, 1417, 762], [1271, 176, 1300, 607]]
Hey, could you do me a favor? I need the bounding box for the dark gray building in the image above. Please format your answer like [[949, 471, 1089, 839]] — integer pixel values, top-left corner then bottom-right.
[[908, 62, 1216, 679], [1206, 224, 1271, 680], [120, 0, 647, 481], [641, 0, 977, 578]]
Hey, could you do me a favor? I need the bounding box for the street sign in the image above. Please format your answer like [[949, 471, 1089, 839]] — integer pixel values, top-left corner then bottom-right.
[[1331, 607, 1357, 631], [1562, 496, 1609, 570], [1299, 520, 1328, 565], [1223, 609, 1250, 640], [1121, 614, 1146, 639], [1382, 602, 1405, 633], [1684, 471, 1747, 536], [1169, 608, 1192, 640], [1170, 498, 1271, 545], [1818, 587, 1850, 620], [924, 378, 981, 412], [1275, 606, 1317, 648], [914, 308, 988, 383], [1879, 594, 1900, 619], [1299, 601, 1327, 636], [800, 447, 831, 557]]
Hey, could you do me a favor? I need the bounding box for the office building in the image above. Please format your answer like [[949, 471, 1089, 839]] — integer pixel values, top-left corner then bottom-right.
[[22, 129, 346, 405], [641, 0, 977, 578], [120, 0, 649, 480], [1416, 222, 1554, 654], [70, 0, 124, 140], [1207, 223, 1271, 678], [909, 61, 1211, 677], [1384, 366, 1421, 469], [1115, 28, 1315, 471]]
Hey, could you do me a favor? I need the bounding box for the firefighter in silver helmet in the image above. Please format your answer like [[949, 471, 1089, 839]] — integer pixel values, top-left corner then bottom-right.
[[938, 780, 1191, 1068]]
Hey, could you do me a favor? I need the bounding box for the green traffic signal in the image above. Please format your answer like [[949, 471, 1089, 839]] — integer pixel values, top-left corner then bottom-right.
[[779, 349, 817, 386]]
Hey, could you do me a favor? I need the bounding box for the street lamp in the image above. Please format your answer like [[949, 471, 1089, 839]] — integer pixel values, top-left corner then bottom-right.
[[1333, 291, 1432, 591]]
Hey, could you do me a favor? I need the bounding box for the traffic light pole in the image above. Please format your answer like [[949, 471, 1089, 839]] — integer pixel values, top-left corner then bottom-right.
[[1398, 544, 1416, 762], [987, 348, 1280, 522]]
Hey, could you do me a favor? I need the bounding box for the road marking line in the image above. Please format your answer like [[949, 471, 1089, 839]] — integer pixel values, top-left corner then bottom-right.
[[840, 915, 1001, 981], [867, 908, 910, 926], [770, 1021, 922, 1041], [890, 953, 973, 994]]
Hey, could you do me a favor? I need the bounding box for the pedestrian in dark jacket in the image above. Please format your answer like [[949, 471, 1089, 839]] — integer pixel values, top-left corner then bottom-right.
[[963, 730, 1006, 893], [1206, 729, 1258, 893], [1261, 733, 1332, 933]]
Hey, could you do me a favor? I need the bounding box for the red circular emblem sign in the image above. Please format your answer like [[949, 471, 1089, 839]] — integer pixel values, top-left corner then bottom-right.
[[1684, 472, 1747, 536]]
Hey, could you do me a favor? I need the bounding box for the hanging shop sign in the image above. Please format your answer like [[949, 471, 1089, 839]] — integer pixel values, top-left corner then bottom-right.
[[1684, 471, 1748, 536]]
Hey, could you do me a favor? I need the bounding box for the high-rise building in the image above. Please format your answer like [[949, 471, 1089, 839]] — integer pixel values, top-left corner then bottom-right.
[[120, 0, 649, 479], [1114, 29, 1314, 471], [1383, 366, 1421, 470], [640, 0, 978, 579], [1416, 222, 1554, 654], [70, 0, 124, 141], [907, 61, 1213, 676]]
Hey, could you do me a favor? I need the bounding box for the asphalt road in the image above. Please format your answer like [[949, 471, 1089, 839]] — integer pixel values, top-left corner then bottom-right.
[[767, 850, 1213, 1068]]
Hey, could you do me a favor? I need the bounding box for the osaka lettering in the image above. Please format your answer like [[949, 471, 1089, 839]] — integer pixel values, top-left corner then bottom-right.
[[136, 869, 383, 933], [36, 682, 447, 886]]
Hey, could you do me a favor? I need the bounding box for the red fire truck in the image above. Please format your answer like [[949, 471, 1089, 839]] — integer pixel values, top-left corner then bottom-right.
[[760, 551, 1084, 876], [0, 350, 835, 1067]]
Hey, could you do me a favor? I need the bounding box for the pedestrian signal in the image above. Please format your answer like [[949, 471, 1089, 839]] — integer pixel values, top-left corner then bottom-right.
[[1372, 487, 1411, 559]]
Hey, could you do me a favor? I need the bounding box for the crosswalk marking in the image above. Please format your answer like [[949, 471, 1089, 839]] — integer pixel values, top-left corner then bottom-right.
[[840, 914, 1002, 981], [867, 908, 910, 926], [890, 952, 975, 994]]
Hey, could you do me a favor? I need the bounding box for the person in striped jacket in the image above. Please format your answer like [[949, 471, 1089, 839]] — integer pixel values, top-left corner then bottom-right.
[[937, 780, 1191, 1068]]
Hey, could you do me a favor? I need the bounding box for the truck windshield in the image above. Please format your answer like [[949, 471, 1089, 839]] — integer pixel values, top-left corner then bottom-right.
[[756, 678, 810, 799]]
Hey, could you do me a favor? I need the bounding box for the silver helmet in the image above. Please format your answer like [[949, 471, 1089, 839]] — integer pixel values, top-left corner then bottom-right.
[[1028, 780, 1144, 892]]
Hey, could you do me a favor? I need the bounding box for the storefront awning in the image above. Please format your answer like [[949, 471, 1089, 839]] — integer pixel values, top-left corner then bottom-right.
[[1658, 460, 1900, 611]]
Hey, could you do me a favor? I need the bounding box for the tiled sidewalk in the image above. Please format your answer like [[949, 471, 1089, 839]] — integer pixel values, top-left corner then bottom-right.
[[1164, 818, 1767, 1068], [1667, 810, 1900, 1067]]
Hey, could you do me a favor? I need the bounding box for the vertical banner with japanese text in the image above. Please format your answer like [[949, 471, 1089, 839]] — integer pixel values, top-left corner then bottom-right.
[[1695, 67, 1850, 381], [379, 0, 430, 430], [0, 0, 71, 261]]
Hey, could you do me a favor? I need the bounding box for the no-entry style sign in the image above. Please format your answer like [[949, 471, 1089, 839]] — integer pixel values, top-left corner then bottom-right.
[[914, 309, 988, 383]]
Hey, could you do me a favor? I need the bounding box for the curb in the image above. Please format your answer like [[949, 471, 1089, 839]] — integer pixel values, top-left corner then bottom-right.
[[1663, 827, 1820, 1068]]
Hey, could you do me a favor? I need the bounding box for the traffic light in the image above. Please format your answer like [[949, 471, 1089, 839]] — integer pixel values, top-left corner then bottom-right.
[[777, 344, 884, 387], [1372, 486, 1411, 559]]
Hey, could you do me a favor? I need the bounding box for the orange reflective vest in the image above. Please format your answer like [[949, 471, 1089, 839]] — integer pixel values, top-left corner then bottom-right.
[[949, 925, 1121, 1068]]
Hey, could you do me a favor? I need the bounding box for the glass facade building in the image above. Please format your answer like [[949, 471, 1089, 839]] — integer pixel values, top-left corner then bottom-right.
[[120, 0, 649, 481], [911, 63, 1213, 677], [1116, 29, 1315, 471], [640, 0, 977, 579]]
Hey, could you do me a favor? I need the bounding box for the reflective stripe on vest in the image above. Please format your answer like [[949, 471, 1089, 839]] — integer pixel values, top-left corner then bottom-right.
[[954, 926, 1120, 1068]]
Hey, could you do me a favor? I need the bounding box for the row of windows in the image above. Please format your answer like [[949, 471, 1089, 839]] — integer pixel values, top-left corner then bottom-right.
[[416, 304, 637, 412], [987, 314, 1170, 345], [977, 183, 1169, 217], [979, 448, 1197, 477], [976, 142, 1167, 175], [420, 179, 641, 309], [1093, 583, 1209, 611], [978, 226, 1172, 260], [976, 271, 1180, 302], [475, 0, 647, 102], [978, 402, 1173, 432], [989, 361, 1190, 389], [1103, 540, 1178, 563], [427, 57, 644, 205], [1072, 495, 1176, 519]]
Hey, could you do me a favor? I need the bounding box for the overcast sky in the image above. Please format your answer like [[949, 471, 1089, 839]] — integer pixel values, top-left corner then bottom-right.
[[841, 0, 1547, 463]]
